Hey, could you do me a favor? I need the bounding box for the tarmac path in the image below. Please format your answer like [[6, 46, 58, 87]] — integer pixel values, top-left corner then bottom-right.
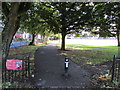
[[34, 44, 93, 89]]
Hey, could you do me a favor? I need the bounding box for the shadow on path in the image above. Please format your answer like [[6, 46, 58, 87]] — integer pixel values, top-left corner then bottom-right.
[[33, 44, 93, 88]]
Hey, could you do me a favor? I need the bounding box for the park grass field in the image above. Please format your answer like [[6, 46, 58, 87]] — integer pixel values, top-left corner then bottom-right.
[[67, 44, 120, 49], [61, 44, 120, 88], [60, 44, 120, 65]]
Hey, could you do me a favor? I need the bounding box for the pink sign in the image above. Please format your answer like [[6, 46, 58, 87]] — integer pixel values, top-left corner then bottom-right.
[[6, 59, 22, 70]]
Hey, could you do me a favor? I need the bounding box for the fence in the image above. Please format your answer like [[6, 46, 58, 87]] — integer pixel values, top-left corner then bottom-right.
[[111, 55, 120, 87], [10, 41, 29, 48], [2, 53, 35, 88]]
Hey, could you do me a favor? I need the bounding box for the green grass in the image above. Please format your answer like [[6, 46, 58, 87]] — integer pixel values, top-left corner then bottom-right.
[[9, 43, 45, 56], [5, 43, 46, 88], [60, 44, 119, 66], [66, 44, 120, 49]]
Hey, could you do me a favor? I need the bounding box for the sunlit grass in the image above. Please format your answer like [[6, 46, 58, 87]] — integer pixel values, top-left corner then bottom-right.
[[60, 44, 119, 66], [66, 44, 120, 49]]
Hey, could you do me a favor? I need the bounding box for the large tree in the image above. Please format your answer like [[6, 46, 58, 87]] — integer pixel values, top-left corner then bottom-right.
[[20, 3, 56, 45], [56, 2, 93, 50], [38, 2, 93, 50], [2, 2, 31, 68]]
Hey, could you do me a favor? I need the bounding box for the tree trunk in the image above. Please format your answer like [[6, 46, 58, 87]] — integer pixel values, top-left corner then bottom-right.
[[117, 29, 120, 47], [41, 34, 45, 43], [116, 19, 120, 88], [61, 32, 66, 50], [117, 18, 120, 58], [29, 33, 35, 45], [2, 3, 21, 70]]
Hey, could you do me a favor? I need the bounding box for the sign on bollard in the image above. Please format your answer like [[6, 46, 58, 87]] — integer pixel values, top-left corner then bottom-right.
[[65, 57, 69, 69], [6, 59, 22, 70]]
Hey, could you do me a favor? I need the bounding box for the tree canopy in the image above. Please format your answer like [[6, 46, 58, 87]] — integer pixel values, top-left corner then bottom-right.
[[2, 2, 120, 62], [92, 2, 120, 46]]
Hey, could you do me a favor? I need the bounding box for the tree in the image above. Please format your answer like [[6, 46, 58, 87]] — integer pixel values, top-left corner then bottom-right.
[[2, 2, 31, 68], [20, 18, 51, 45], [20, 3, 54, 45], [45, 2, 94, 50], [92, 2, 120, 46], [91, 2, 120, 58]]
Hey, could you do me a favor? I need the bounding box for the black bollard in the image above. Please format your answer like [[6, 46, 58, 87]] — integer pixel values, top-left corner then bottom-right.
[[64, 57, 69, 77]]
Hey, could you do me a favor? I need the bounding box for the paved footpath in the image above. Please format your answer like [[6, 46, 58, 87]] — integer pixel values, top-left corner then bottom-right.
[[34, 44, 93, 88]]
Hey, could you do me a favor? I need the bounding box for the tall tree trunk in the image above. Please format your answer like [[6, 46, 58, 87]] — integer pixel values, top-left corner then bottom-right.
[[61, 31, 66, 50], [41, 34, 45, 43], [43, 33, 45, 42], [117, 29, 120, 79], [117, 29, 120, 47], [117, 18, 120, 58], [117, 23, 120, 87], [29, 33, 35, 45], [2, 3, 21, 70], [41, 35, 43, 42]]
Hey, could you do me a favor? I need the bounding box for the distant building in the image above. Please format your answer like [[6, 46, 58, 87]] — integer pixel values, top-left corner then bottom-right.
[[22, 32, 31, 39], [14, 32, 32, 40], [14, 32, 23, 38]]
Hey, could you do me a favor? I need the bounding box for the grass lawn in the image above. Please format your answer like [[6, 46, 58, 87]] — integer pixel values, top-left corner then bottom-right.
[[3, 43, 45, 88], [59, 44, 120, 88], [60, 44, 119, 66], [67, 44, 120, 49], [9, 43, 45, 56]]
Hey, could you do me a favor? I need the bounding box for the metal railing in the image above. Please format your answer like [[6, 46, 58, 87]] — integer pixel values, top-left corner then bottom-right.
[[111, 55, 120, 87], [2, 53, 35, 88]]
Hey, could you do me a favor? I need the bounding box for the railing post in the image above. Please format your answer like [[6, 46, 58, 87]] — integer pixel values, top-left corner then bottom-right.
[[27, 54, 30, 79], [111, 55, 116, 82]]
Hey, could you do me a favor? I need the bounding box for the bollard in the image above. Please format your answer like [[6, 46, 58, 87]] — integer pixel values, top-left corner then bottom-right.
[[64, 57, 69, 77]]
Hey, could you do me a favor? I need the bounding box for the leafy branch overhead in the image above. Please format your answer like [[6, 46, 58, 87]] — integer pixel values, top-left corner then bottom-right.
[[92, 2, 120, 46], [2, 2, 120, 62]]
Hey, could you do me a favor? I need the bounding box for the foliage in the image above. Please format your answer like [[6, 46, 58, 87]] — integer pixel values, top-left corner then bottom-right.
[[92, 2, 120, 47], [26, 2, 95, 50], [20, 3, 56, 45], [51, 2, 94, 50], [75, 33, 80, 37], [20, 4, 51, 36], [34, 2, 59, 34]]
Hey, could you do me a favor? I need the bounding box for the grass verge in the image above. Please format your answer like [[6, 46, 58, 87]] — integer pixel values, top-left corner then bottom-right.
[[3, 43, 45, 88], [9, 43, 45, 56], [64, 44, 119, 65], [59, 44, 119, 88]]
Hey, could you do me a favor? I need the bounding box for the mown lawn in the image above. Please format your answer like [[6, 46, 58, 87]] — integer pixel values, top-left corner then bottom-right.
[[60, 44, 119, 66], [67, 44, 120, 49]]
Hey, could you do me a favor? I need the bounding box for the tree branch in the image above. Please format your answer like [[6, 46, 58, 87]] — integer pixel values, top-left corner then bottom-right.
[[18, 2, 31, 15], [2, 2, 9, 17]]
